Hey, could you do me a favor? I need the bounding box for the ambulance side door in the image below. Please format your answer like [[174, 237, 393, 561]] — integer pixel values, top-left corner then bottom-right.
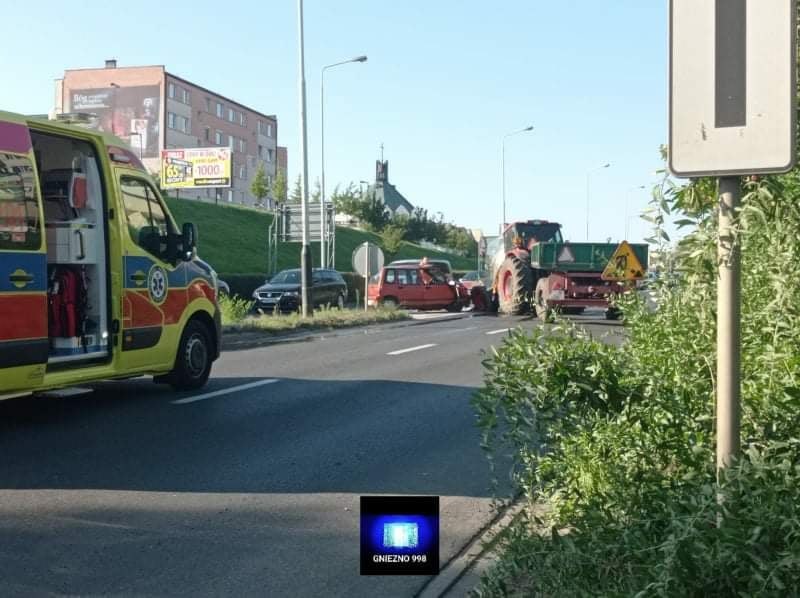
[[117, 174, 185, 369], [0, 117, 48, 392]]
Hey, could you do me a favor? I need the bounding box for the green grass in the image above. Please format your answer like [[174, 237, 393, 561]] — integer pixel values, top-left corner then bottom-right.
[[164, 197, 476, 275], [219, 294, 409, 334]]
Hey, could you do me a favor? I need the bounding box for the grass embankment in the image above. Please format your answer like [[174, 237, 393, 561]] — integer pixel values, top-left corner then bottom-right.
[[164, 198, 475, 274], [218, 294, 408, 335]]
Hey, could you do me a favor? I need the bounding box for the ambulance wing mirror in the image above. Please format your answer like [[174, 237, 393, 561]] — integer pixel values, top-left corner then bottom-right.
[[182, 222, 197, 260]]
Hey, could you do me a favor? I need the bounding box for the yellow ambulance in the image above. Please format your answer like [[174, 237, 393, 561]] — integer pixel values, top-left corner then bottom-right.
[[0, 110, 221, 397]]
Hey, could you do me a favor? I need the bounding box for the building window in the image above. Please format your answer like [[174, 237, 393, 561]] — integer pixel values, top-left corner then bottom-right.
[[240, 112, 247, 127], [168, 82, 175, 99], [266, 148, 274, 163], [182, 88, 190, 104], [170, 115, 189, 133], [258, 144, 263, 158], [267, 175, 273, 187], [204, 127, 210, 141], [227, 189, 233, 203], [239, 138, 245, 153], [239, 165, 246, 179], [267, 123, 273, 137], [205, 97, 211, 112], [228, 108, 235, 122], [215, 130, 223, 145], [228, 134, 235, 149], [216, 102, 223, 118]]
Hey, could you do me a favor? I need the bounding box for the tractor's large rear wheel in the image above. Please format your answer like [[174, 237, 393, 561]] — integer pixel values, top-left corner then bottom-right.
[[496, 255, 532, 315]]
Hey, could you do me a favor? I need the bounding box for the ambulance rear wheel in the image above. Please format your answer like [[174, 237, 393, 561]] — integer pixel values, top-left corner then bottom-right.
[[168, 320, 213, 391]]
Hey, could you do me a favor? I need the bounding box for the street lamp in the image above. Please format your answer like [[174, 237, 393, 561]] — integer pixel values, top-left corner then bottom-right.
[[297, 0, 312, 316], [109, 83, 120, 135], [585, 163, 611, 240], [625, 185, 646, 240], [321, 54, 367, 268], [501, 125, 534, 232]]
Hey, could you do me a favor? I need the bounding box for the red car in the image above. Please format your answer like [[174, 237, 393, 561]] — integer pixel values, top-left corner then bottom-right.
[[368, 264, 468, 311]]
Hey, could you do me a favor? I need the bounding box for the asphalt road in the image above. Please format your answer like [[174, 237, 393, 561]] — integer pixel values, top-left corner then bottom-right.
[[0, 311, 623, 598]]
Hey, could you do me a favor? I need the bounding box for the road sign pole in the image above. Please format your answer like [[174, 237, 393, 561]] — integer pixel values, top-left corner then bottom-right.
[[364, 243, 369, 311], [716, 176, 741, 475]]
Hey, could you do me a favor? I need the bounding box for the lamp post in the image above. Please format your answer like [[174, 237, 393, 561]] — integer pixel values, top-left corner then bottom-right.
[[625, 185, 646, 240], [109, 83, 120, 135], [321, 55, 367, 268], [297, 0, 312, 316], [585, 163, 611, 240], [501, 125, 533, 232]]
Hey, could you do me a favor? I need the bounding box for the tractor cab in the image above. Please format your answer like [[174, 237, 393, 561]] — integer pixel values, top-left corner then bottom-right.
[[503, 220, 563, 253]]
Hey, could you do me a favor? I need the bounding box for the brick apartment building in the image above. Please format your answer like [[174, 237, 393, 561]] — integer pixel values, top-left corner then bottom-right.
[[54, 60, 287, 208]]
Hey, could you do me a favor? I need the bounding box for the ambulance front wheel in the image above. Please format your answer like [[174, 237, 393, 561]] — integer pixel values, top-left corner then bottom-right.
[[166, 319, 213, 391]]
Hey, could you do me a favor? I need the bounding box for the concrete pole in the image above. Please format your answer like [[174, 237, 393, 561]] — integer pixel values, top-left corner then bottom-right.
[[716, 176, 741, 474], [320, 72, 326, 269], [297, 0, 312, 316], [364, 243, 369, 311]]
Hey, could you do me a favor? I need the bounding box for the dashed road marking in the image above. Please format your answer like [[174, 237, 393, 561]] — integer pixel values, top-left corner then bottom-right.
[[386, 343, 437, 356], [486, 328, 512, 335], [172, 379, 279, 404]]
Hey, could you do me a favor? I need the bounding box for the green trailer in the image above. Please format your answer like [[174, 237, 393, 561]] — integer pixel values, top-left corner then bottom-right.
[[529, 241, 649, 273]]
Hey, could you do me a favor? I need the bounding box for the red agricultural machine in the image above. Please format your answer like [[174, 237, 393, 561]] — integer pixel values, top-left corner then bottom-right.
[[484, 220, 648, 319]]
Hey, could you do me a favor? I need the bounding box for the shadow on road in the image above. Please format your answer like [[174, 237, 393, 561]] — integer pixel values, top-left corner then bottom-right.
[[0, 375, 506, 500]]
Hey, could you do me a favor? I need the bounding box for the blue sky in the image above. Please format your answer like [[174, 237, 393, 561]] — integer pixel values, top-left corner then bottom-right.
[[3, 0, 672, 243]]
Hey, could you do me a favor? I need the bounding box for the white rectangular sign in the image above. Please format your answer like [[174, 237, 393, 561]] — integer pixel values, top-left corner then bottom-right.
[[669, 0, 796, 177]]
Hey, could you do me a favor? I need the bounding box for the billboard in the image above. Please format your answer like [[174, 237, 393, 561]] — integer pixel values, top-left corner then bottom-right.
[[70, 86, 161, 159], [160, 148, 232, 189]]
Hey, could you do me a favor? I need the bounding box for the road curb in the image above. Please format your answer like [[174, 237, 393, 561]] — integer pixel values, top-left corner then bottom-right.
[[416, 498, 527, 598], [221, 312, 491, 352]]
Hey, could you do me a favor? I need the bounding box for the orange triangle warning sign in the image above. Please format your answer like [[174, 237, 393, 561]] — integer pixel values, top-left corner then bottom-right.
[[556, 245, 575, 263], [601, 241, 646, 281]]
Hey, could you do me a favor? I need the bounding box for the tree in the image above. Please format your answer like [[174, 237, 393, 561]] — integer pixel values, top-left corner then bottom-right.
[[273, 169, 287, 206], [250, 163, 270, 208], [331, 183, 362, 219], [289, 175, 302, 204], [360, 188, 389, 231], [310, 178, 321, 203], [381, 223, 406, 255]]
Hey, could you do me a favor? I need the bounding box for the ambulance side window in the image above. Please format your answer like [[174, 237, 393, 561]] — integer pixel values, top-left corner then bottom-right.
[[0, 153, 40, 250], [120, 177, 173, 260]]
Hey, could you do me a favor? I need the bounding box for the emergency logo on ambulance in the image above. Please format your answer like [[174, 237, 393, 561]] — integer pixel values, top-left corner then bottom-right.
[[148, 265, 168, 304]]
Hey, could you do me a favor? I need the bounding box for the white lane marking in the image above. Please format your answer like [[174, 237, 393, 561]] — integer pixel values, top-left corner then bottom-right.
[[386, 343, 437, 356], [486, 328, 512, 335], [172, 379, 279, 404]]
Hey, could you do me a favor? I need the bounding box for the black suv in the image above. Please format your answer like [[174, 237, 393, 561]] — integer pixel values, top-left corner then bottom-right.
[[251, 268, 348, 313]]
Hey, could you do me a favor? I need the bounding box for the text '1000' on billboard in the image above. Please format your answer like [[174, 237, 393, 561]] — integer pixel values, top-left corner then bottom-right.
[[160, 148, 232, 189]]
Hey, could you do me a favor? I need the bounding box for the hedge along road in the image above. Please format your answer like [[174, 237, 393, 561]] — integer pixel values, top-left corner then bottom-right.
[[0, 311, 623, 597]]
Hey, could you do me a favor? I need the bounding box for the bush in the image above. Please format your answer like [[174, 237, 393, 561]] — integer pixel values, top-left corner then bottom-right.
[[473, 168, 800, 596], [218, 293, 253, 325]]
